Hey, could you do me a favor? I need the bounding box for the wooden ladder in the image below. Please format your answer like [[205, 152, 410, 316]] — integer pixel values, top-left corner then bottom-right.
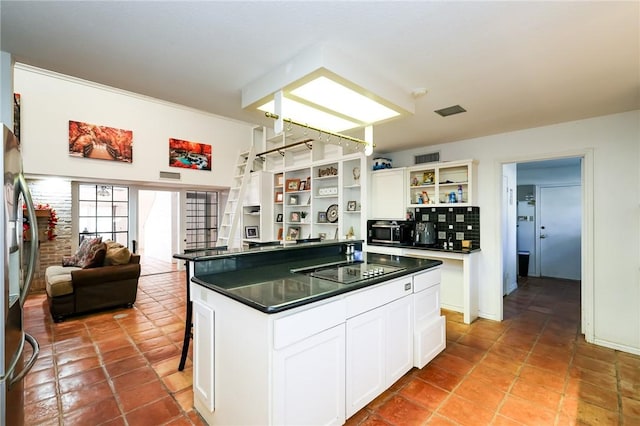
[[218, 146, 258, 249]]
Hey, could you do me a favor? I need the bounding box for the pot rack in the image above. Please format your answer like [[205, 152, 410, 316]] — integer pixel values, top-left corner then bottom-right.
[[255, 112, 374, 158]]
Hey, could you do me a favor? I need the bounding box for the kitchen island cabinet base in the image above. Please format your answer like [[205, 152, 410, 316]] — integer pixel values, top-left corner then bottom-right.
[[190, 268, 444, 425]]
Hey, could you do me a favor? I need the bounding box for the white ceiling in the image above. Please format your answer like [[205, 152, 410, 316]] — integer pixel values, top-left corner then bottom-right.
[[1, 1, 638, 153]]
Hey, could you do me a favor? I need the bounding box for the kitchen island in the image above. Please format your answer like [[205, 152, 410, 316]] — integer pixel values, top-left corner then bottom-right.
[[176, 240, 444, 426]]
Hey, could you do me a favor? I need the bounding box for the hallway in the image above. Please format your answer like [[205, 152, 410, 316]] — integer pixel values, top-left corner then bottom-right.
[[22, 275, 640, 425]]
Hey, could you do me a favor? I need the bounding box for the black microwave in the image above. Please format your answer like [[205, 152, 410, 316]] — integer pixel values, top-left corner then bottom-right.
[[367, 220, 413, 245]]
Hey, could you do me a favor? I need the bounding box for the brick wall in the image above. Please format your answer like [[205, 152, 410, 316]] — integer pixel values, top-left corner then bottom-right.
[[27, 179, 72, 293]]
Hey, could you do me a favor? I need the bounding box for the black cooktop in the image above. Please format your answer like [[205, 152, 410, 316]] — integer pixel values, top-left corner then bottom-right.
[[308, 261, 406, 284]]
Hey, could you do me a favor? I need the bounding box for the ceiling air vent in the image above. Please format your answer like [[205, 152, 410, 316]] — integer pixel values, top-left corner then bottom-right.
[[159, 171, 181, 180], [415, 152, 440, 165], [434, 105, 466, 117]]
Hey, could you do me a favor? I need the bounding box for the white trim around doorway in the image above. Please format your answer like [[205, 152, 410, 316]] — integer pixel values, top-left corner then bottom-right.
[[496, 148, 594, 343]]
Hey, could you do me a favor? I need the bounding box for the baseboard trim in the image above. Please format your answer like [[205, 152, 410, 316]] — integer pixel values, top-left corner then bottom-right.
[[592, 338, 640, 356]]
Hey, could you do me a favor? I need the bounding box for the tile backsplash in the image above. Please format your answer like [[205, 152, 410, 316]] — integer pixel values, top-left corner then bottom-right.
[[413, 206, 480, 250]]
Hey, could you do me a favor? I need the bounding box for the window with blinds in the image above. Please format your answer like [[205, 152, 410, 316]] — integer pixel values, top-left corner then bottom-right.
[[185, 191, 219, 250]]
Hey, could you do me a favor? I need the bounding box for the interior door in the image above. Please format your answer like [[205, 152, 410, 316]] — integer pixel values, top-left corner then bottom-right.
[[539, 185, 581, 280]]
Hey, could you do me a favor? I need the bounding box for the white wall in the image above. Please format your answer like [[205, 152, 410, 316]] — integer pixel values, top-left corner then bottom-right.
[[389, 110, 640, 354], [13, 64, 254, 188]]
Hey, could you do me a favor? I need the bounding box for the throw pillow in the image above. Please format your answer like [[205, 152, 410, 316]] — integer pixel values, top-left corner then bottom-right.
[[61, 236, 102, 267], [62, 255, 78, 267], [104, 240, 132, 265], [80, 242, 107, 269]]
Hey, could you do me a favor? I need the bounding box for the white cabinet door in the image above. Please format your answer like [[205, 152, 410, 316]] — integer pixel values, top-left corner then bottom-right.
[[346, 306, 386, 417], [386, 296, 414, 384], [414, 316, 446, 369], [346, 294, 413, 418], [370, 168, 406, 219], [192, 300, 215, 413], [273, 324, 346, 426], [243, 171, 259, 206]]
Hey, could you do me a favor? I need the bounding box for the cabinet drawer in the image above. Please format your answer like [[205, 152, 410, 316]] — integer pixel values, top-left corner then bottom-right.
[[413, 316, 446, 369], [274, 300, 346, 350], [346, 277, 413, 319], [413, 268, 441, 293], [414, 284, 441, 326]]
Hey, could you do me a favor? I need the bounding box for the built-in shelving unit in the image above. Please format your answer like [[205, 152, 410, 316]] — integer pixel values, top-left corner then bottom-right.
[[252, 125, 366, 242], [407, 159, 477, 208]]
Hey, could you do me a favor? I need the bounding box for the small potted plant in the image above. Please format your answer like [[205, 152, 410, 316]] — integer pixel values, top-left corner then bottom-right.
[[300, 211, 308, 223]]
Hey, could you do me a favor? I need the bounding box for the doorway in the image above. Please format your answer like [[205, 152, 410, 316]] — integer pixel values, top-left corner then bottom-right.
[[501, 154, 590, 334], [138, 189, 180, 275]]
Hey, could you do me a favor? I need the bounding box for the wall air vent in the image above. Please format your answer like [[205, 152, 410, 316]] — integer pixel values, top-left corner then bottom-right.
[[434, 105, 466, 117], [415, 152, 440, 165], [159, 171, 181, 180]]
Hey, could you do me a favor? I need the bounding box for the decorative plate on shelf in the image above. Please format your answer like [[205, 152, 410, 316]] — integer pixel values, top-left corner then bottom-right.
[[326, 204, 339, 223]]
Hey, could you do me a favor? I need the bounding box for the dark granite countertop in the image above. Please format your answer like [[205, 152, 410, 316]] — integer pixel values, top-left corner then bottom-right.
[[367, 242, 481, 254], [188, 244, 442, 314], [174, 239, 363, 262]]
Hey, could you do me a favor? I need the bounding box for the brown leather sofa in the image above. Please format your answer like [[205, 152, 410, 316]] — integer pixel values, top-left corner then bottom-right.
[[45, 254, 141, 322]]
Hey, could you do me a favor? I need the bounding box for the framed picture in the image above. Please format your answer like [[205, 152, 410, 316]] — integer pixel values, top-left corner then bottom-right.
[[276, 174, 284, 186], [276, 213, 283, 223], [287, 227, 300, 240], [289, 211, 301, 223], [69, 120, 133, 163], [317, 211, 327, 223], [299, 180, 306, 191], [275, 192, 283, 203], [244, 226, 259, 239], [318, 232, 327, 240], [347, 200, 357, 211], [289, 195, 299, 205], [285, 178, 301, 192], [169, 138, 212, 170]]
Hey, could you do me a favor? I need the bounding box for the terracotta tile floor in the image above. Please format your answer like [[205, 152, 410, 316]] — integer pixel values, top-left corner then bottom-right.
[[346, 277, 640, 425], [23, 273, 640, 425]]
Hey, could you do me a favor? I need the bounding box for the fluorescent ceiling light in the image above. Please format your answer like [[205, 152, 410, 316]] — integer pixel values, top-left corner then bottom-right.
[[242, 45, 414, 135], [290, 76, 401, 124], [258, 97, 360, 132]]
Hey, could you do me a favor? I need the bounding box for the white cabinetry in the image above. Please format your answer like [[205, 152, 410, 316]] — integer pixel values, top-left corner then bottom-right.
[[242, 170, 273, 242], [190, 266, 444, 425], [407, 159, 477, 207], [346, 305, 385, 416], [192, 300, 215, 414], [259, 127, 366, 242], [345, 276, 414, 417], [274, 325, 345, 426], [370, 167, 406, 219], [412, 268, 446, 368]]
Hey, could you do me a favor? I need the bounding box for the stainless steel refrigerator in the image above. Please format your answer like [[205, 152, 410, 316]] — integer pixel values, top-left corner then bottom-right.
[[1, 125, 39, 425]]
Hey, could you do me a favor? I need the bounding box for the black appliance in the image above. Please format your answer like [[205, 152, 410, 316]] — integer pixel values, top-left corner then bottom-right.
[[307, 261, 406, 284], [414, 221, 437, 246], [367, 220, 413, 245]]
